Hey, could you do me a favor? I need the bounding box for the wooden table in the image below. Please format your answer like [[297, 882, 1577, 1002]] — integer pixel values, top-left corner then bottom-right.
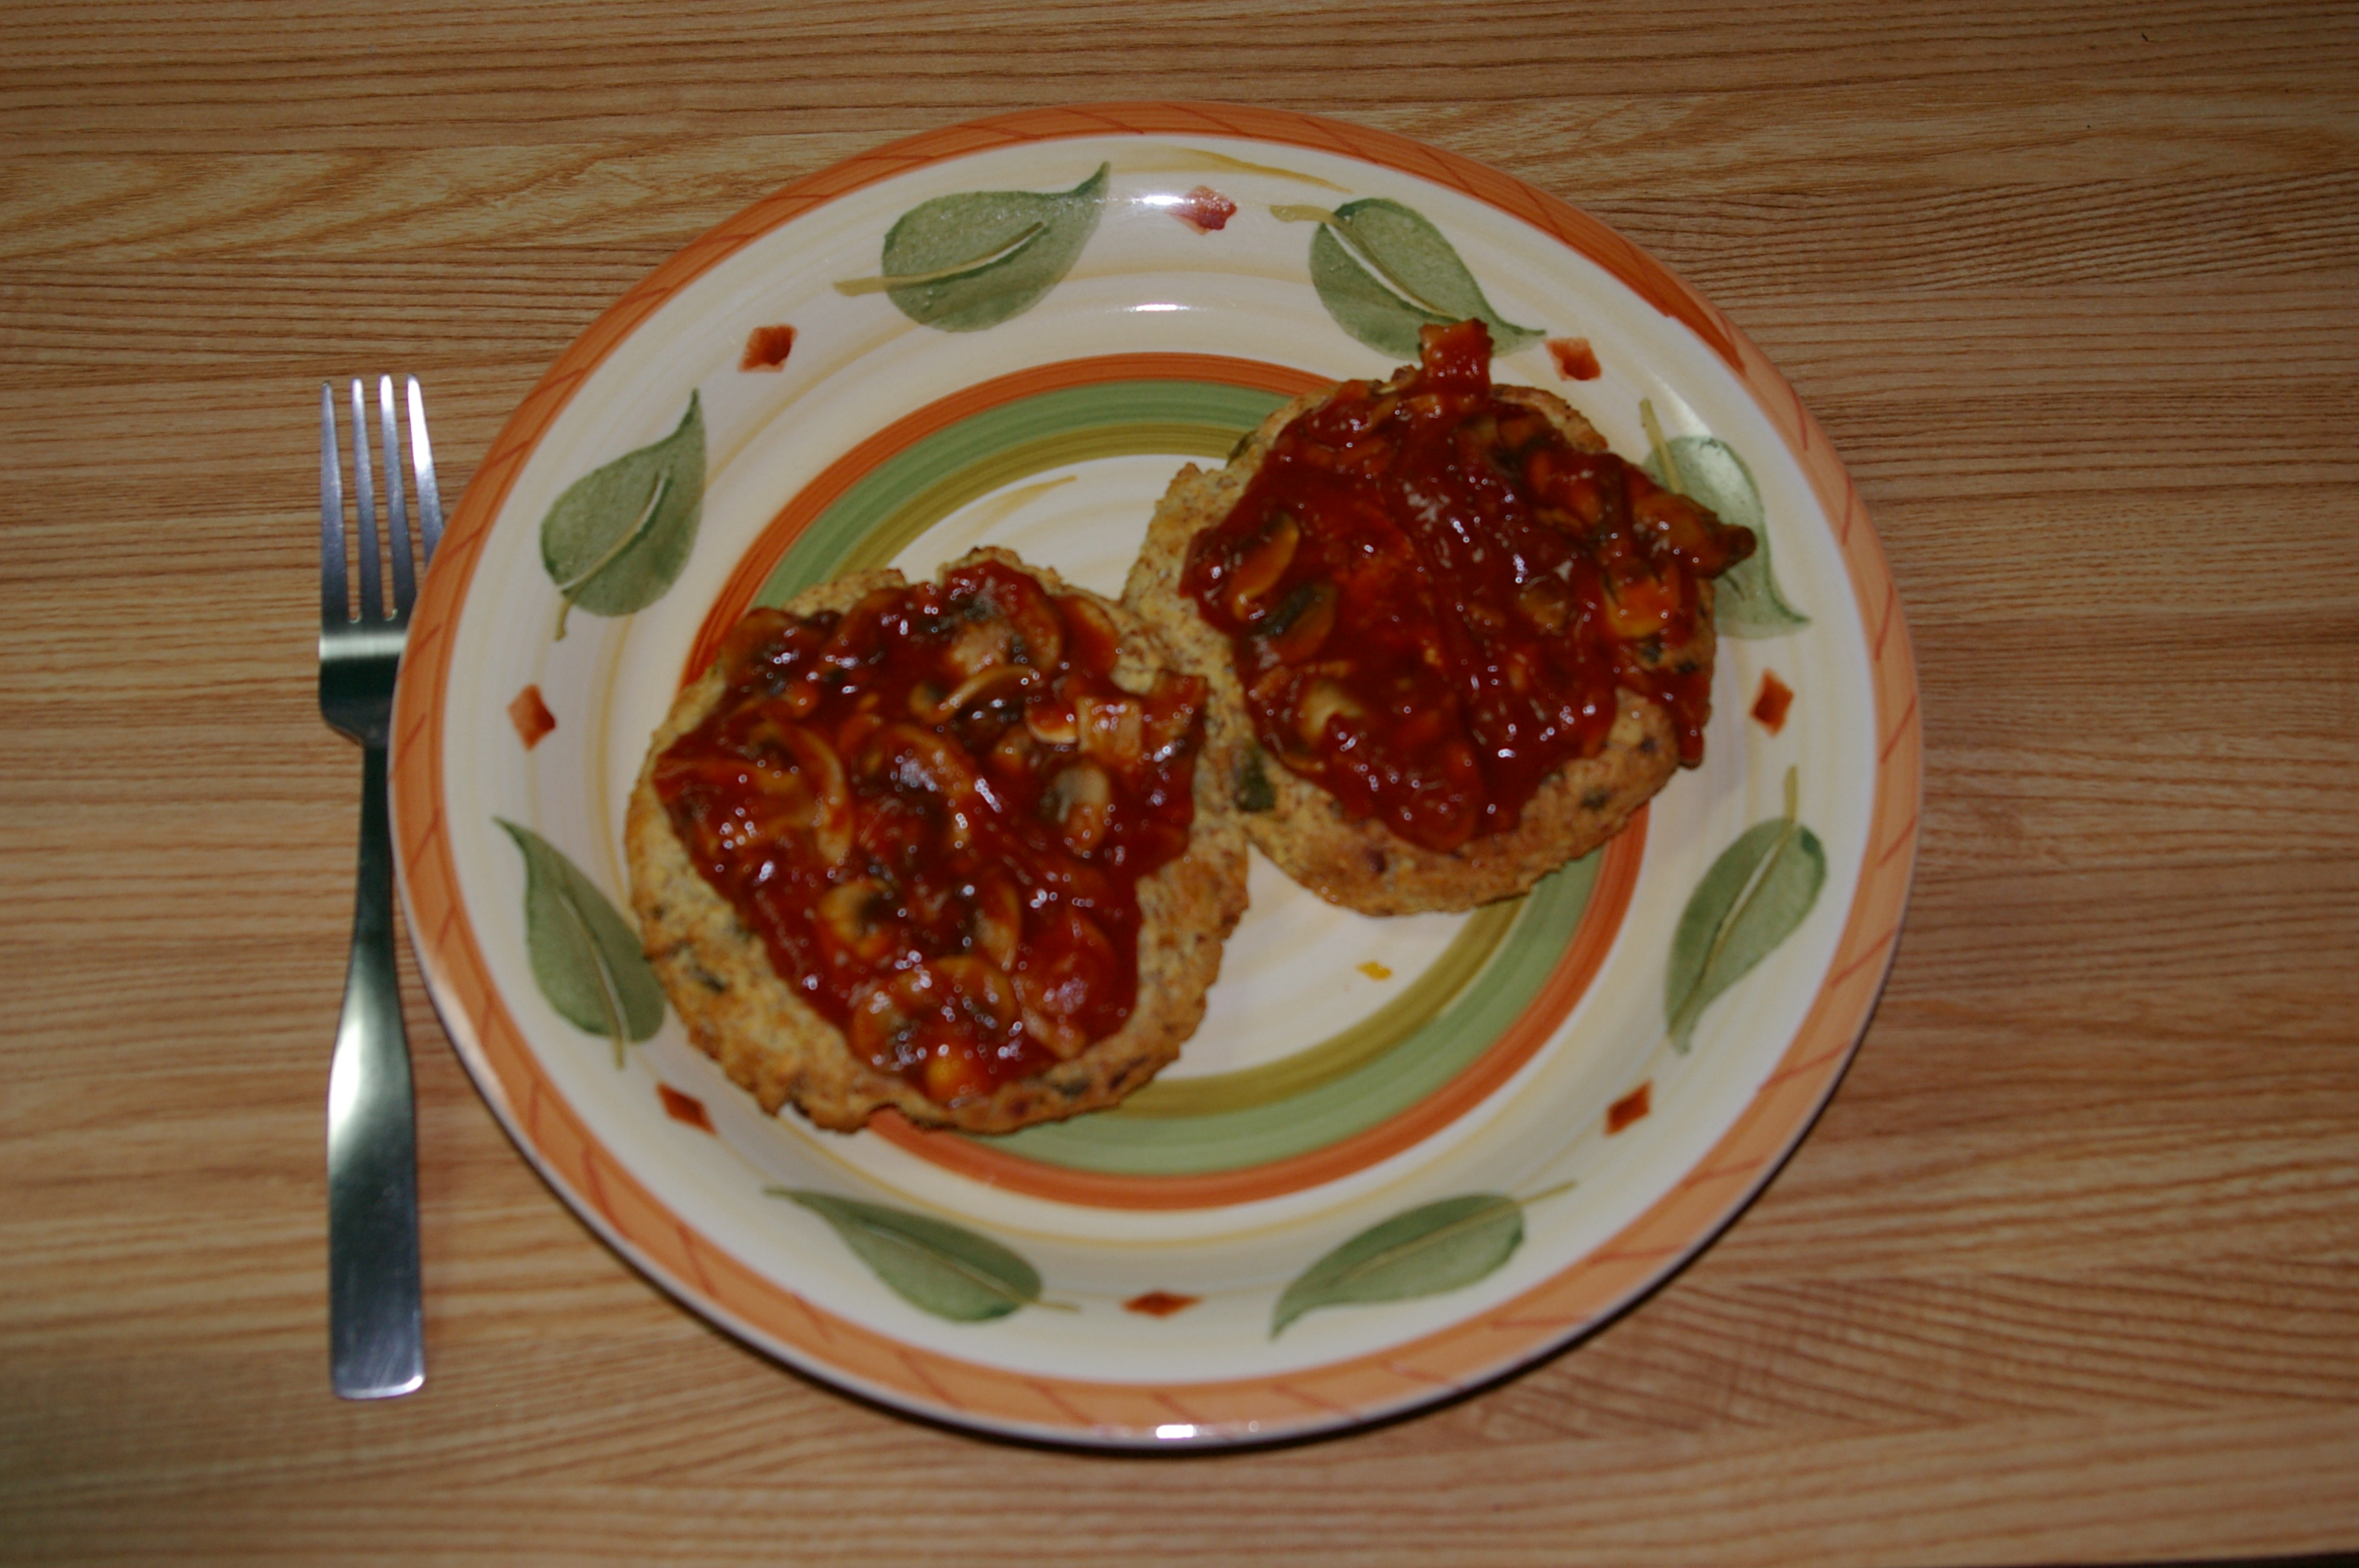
[[5, 3, 2354, 1563]]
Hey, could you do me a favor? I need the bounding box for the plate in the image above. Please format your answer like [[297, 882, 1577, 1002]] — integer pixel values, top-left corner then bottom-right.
[[391, 103, 1919, 1448]]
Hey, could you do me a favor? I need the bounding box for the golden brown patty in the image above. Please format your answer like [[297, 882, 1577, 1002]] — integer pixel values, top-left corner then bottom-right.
[[626, 549, 1249, 1134], [1123, 388, 1714, 916]]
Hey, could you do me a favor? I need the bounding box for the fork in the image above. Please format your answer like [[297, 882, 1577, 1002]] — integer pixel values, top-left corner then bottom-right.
[[319, 376, 443, 1400]]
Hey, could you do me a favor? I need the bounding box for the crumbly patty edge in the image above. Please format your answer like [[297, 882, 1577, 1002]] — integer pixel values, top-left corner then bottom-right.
[[625, 549, 1250, 1134], [1121, 387, 1710, 916]]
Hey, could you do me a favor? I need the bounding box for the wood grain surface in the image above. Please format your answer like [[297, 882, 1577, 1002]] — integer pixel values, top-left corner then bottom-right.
[[3, 2, 2355, 1563]]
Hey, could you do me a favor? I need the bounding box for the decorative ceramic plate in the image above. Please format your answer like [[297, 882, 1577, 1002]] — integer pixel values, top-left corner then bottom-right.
[[391, 103, 1918, 1448]]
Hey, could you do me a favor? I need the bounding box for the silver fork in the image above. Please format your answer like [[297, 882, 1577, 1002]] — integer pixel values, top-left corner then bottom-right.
[[319, 376, 444, 1400]]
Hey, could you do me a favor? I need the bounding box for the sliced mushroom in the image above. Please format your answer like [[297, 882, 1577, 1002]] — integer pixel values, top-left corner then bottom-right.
[[816, 877, 899, 966], [735, 718, 854, 867], [859, 722, 983, 800], [1223, 512, 1299, 619], [911, 663, 1037, 724], [945, 616, 1019, 681], [1074, 692, 1146, 771], [1042, 760, 1113, 854], [1253, 579, 1339, 665], [932, 953, 1020, 1036], [921, 1045, 995, 1104], [846, 969, 932, 1074], [781, 725, 854, 867], [857, 722, 989, 851], [998, 575, 1066, 672], [969, 877, 1023, 970], [1295, 677, 1367, 746], [820, 586, 910, 670], [1024, 696, 1080, 747], [1019, 1004, 1089, 1062], [1140, 672, 1206, 764], [947, 569, 1069, 675], [848, 959, 1016, 1102]]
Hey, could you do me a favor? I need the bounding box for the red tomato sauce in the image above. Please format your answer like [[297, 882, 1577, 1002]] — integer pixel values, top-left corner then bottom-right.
[[652, 560, 1207, 1105], [1181, 320, 1754, 854]]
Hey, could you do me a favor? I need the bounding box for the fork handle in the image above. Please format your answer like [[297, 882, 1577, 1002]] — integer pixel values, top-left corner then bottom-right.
[[327, 742, 425, 1399]]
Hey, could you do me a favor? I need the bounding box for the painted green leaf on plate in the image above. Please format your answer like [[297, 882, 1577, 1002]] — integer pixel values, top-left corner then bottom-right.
[[539, 393, 704, 637], [1272, 1192, 1525, 1338], [1279, 198, 1543, 360], [1643, 432, 1809, 638], [1663, 768, 1826, 1052], [845, 163, 1110, 333], [780, 1190, 1043, 1323], [496, 818, 665, 1054]]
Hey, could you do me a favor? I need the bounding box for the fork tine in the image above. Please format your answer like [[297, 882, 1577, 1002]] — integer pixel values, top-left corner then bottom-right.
[[320, 383, 348, 626], [406, 377, 443, 566], [348, 380, 383, 625], [379, 377, 416, 616]]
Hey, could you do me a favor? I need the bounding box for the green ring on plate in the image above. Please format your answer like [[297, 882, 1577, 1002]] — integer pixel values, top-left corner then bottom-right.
[[1004, 858, 1594, 1176], [757, 379, 1600, 1178], [758, 381, 1285, 603]]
